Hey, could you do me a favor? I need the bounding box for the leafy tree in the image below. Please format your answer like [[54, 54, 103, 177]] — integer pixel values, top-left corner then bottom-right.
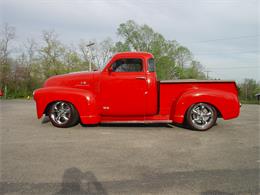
[[174, 46, 192, 69], [116, 20, 198, 80], [63, 46, 86, 72], [238, 79, 260, 102], [181, 60, 206, 79]]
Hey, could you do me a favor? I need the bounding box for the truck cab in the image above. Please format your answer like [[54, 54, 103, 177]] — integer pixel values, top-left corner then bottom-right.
[[100, 52, 158, 116]]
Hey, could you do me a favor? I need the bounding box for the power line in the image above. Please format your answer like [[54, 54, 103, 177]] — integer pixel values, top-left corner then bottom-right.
[[206, 66, 259, 70], [194, 50, 259, 55], [190, 35, 260, 44]]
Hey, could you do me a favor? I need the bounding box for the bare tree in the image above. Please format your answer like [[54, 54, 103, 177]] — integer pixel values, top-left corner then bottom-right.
[[93, 38, 114, 69], [0, 23, 15, 89], [0, 23, 15, 64], [24, 38, 40, 89], [79, 39, 91, 70], [21, 38, 38, 75], [79, 38, 114, 71], [39, 30, 65, 77]]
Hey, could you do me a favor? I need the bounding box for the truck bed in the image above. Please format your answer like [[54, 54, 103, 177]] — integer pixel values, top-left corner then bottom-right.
[[158, 79, 239, 117]]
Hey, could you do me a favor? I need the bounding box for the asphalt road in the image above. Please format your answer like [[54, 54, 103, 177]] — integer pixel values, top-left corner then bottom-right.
[[0, 100, 259, 195]]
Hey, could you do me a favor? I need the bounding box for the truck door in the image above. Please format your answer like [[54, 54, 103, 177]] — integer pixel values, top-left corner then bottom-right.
[[100, 58, 146, 116]]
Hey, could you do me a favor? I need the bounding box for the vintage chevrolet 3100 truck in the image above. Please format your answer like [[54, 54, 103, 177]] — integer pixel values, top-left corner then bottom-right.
[[33, 52, 240, 130]]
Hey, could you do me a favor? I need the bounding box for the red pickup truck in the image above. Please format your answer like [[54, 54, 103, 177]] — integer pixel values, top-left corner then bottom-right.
[[34, 52, 240, 130]]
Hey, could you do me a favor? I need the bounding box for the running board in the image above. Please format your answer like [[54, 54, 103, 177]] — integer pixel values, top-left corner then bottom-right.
[[100, 120, 172, 124]]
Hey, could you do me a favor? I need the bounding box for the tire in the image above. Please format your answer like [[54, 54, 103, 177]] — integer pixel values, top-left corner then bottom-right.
[[48, 101, 79, 128], [186, 103, 217, 131]]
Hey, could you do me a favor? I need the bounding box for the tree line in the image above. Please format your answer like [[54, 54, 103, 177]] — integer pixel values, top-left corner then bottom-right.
[[0, 20, 259, 103]]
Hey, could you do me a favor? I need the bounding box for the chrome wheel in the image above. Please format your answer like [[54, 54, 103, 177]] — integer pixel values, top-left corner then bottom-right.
[[50, 101, 72, 125], [187, 103, 217, 131]]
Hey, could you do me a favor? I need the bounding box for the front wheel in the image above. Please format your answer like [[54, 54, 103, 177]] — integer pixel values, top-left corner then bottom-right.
[[48, 101, 79, 128], [186, 103, 217, 131]]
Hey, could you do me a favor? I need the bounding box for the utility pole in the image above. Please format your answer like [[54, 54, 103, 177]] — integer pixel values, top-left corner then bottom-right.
[[86, 42, 95, 72], [245, 82, 248, 101], [205, 70, 212, 80]]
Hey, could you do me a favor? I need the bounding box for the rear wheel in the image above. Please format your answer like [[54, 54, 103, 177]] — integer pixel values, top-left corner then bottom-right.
[[48, 101, 79, 128], [186, 103, 217, 131]]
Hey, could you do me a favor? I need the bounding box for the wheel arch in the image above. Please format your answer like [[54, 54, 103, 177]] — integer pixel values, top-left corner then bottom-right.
[[170, 88, 238, 124], [34, 87, 100, 124]]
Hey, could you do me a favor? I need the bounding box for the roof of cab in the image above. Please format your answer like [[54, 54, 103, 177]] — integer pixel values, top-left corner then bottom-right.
[[113, 52, 153, 59]]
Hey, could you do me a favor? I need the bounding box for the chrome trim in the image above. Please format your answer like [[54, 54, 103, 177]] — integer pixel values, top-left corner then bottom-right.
[[190, 103, 214, 128], [50, 101, 71, 125], [135, 76, 146, 80], [160, 79, 235, 84]]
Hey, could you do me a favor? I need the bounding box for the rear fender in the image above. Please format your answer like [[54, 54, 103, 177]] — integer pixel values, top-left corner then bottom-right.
[[33, 87, 100, 124], [170, 88, 240, 124]]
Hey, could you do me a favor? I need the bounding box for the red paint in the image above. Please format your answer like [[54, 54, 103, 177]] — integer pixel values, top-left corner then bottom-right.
[[33, 52, 240, 125]]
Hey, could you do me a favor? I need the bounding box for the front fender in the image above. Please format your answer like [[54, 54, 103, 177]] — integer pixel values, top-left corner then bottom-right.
[[171, 88, 240, 124], [33, 87, 100, 124]]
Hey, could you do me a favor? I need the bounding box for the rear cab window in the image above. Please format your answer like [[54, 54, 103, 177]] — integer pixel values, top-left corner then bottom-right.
[[148, 58, 155, 72]]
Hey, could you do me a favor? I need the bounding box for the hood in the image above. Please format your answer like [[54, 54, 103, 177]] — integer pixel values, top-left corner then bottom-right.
[[44, 71, 101, 89]]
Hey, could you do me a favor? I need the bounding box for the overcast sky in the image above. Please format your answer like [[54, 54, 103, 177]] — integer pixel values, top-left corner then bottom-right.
[[1, 0, 259, 82]]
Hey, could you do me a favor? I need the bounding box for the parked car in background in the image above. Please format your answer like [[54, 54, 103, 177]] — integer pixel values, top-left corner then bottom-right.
[[34, 52, 240, 130]]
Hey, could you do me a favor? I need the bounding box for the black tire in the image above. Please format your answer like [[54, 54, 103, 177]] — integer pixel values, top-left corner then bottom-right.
[[48, 101, 79, 128], [186, 103, 217, 131]]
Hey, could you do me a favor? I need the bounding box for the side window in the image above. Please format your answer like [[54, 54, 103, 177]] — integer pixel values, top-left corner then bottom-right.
[[111, 58, 143, 72], [148, 58, 155, 72]]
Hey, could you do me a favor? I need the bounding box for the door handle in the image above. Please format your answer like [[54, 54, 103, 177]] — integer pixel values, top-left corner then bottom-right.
[[135, 76, 146, 80]]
